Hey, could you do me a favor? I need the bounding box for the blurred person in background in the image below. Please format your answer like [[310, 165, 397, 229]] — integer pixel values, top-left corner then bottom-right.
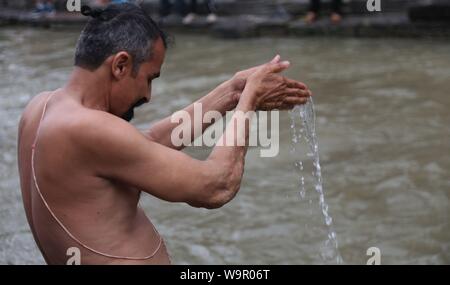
[[34, 0, 55, 15], [94, 0, 130, 7], [159, 0, 217, 24], [305, 0, 342, 24], [183, 0, 217, 24]]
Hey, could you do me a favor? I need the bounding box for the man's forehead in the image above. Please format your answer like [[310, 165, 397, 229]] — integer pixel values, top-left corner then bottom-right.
[[144, 39, 165, 73], [154, 37, 166, 52], [142, 61, 161, 76], [151, 37, 166, 63]]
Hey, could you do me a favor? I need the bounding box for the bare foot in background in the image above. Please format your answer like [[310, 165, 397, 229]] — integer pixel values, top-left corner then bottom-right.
[[305, 12, 317, 24], [182, 13, 197, 25], [330, 12, 342, 24], [206, 13, 218, 24]]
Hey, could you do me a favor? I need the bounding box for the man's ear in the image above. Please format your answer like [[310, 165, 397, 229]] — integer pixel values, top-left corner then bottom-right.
[[111, 52, 132, 80]]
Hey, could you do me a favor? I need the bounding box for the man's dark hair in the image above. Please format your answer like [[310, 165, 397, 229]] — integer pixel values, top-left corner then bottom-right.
[[75, 3, 168, 75]]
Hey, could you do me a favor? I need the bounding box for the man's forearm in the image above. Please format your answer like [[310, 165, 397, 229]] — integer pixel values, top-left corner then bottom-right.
[[202, 85, 257, 207], [209, 84, 256, 164], [145, 79, 241, 149]]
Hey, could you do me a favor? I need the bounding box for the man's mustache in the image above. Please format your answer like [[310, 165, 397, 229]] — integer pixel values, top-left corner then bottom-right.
[[121, 98, 148, 122]]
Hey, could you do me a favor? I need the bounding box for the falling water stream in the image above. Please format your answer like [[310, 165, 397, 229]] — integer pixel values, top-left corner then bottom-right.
[[290, 99, 343, 264]]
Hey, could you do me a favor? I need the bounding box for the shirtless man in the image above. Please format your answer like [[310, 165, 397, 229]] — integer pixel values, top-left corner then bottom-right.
[[17, 3, 312, 265]]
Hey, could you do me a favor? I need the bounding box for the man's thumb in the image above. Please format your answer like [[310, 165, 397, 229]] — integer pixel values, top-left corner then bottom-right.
[[268, 60, 290, 73], [270, 54, 281, 64]]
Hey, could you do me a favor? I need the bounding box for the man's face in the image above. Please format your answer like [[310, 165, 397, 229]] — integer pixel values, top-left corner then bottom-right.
[[110, 38, 166, 122]]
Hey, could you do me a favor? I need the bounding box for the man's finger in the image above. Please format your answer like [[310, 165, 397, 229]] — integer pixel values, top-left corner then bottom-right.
[[285, 88, 312, 98], [283, 96, 309, 105], [286, 78, 307, 90], [279, 100, 309, 110], [243, 55, 281, 76], [270, 54, 281, 64], [265, 60, 290, 74], [259, 102, 278, 111], [240, 55, 280, 77]]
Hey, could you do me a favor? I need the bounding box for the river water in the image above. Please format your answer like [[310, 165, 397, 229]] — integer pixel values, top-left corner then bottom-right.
[[0, 27, 449, 264]]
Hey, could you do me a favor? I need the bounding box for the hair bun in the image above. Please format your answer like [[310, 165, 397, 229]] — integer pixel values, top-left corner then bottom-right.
[[81, 5, 107, 21]]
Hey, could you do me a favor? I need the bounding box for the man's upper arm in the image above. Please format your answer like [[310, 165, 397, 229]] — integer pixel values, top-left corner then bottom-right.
[[74, 112, 224, 207]]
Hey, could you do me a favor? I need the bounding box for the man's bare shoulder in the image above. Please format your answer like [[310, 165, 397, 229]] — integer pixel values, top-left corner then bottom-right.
[[63, 106, 158, 179], [66, 108, 143, 146], [19, 92, 51, 128], [65, 106, 151, 163]]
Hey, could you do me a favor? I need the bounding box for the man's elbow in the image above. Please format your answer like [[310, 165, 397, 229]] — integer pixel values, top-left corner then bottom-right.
[[205, 183, 241, 210], [189, 166, 243, 210]]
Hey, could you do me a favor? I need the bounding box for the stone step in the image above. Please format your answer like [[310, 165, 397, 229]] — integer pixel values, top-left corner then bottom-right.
[[141, 0, 438, 16], [1, 7, 449, 39], [1, 0, 448, 38], [1, 0, 448, 18]]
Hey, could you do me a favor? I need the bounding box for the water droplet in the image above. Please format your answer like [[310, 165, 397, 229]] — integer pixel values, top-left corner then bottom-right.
[[299, 189, 306, 199]]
